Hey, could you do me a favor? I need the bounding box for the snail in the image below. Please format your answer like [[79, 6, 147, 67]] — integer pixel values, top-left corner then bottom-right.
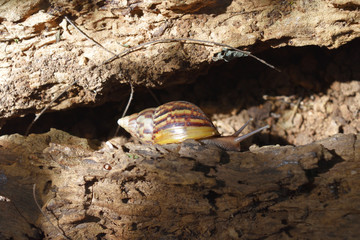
[[118, 101, 269, 151]]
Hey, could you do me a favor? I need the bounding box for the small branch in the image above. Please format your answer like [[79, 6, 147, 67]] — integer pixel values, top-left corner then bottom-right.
[[121, 81, 135, 118], [114, 82, 134, 137], [146, 87, 161, 105], [25, 79, 79, 135], [103, 38, 280, 71], [64, 16, 117, 56], [33, 184, 70, 240]]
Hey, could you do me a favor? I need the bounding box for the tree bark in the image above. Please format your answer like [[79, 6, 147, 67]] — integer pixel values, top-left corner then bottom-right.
[[0, 130, 359, 239], [0, 0, 359, 125]]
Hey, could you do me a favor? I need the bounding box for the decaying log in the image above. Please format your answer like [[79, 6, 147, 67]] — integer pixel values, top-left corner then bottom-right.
[[0, 129, 359, 239], [1, 0, 359, 125]]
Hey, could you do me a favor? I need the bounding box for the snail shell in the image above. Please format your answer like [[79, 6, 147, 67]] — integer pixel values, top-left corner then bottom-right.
[[118, 101, 219, 145], [118, 101, 269, 151]]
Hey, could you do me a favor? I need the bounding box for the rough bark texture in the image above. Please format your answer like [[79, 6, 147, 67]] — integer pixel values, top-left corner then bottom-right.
[[1, 1, 360, 239], [0, 130, 359, 239], [0, 0, 359, 125]]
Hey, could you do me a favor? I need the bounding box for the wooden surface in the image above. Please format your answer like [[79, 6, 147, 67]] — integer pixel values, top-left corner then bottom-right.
[[0, 129, 359, 239], [1, 0, 359, 124]]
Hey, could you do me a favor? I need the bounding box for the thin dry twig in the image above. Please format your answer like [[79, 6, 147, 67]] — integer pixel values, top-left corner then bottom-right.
[[103, 38, 280, 71], [121, 82, 135, 118], [146, 87, 161, 105], [289, 97, 302, 123], [64, 16, 116, 56], [114, 81, 134, 136], [25, 80, 79, 135], [33, 184, 70, 240]]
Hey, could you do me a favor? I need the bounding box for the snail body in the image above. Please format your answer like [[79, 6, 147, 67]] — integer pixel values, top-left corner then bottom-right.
[[118, 101, 269, 151]]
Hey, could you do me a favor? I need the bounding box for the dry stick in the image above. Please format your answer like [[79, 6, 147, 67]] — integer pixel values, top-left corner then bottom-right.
[[289, 97, 302, 123], [25, 81, 79, 135], [121, 82, 135, 119], [64, 16, 116, 56], [103, 38, 280, 72], [114, 82, 134, 137], [4, 192, 39, 233], [146, 86, 161, 105], [33, 184, 70, 240]]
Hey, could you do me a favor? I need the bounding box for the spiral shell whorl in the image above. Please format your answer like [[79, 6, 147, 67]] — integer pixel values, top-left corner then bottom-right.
[[152, 101, 219, 144], [117, 108, 155, 144], [118, 101, 220, 145]]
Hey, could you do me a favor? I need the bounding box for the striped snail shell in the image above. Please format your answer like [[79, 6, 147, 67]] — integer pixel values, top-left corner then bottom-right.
[[118, 101, 269, 151]]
